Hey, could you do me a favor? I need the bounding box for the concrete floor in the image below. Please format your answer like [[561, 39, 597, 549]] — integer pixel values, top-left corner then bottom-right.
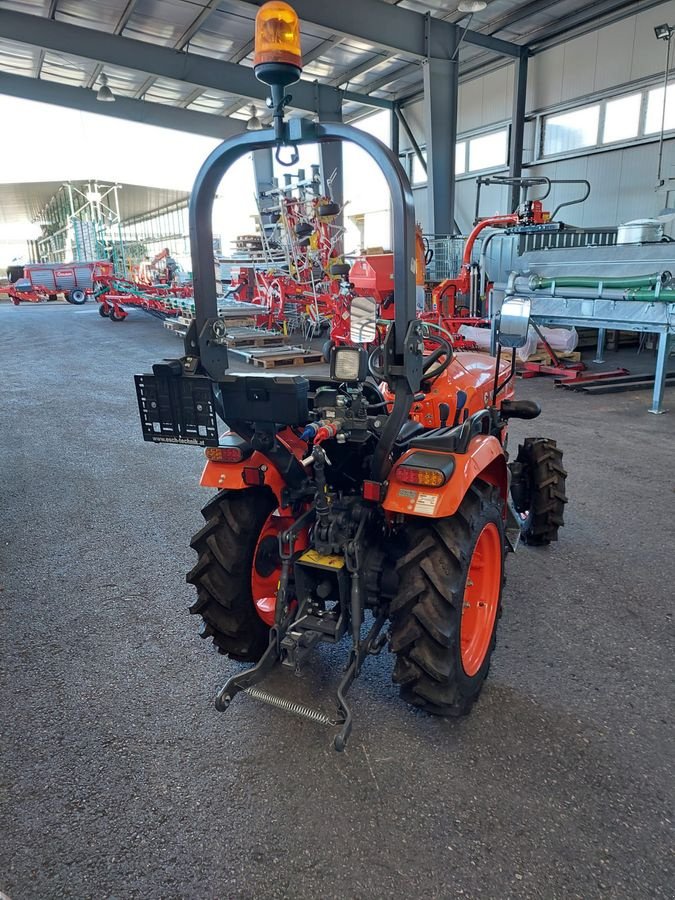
[[1, 301, 673, 900]]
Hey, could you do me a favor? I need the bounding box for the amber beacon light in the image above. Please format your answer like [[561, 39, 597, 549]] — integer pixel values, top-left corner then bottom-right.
[[254, 1, 303, 87]]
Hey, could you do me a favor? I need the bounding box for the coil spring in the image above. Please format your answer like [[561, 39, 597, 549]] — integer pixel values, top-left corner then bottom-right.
[[244, 686, 337, 727]]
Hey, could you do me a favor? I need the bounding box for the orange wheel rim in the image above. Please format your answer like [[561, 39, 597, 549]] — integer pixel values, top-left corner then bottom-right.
[[251, 512, 307, 626], [460, 522, 501, 677]]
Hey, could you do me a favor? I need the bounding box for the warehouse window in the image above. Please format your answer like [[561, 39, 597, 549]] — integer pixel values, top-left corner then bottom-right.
[[411, 150, 427, 184], [468, 128, 508, 172], [455, 141, 467, 175], [645, 84, 675, 134], [603, 93, 642, 143], [542, 104, 600, 155]]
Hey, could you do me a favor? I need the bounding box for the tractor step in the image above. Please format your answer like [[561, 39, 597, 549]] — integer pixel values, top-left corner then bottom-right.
[[243, 686, 339, 727]]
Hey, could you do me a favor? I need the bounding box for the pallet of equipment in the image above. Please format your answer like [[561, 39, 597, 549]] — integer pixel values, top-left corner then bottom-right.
[[232, 345, 324, 368]]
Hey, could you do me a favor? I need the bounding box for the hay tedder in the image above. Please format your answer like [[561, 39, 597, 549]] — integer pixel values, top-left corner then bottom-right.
[[134, 2, 567, 750]]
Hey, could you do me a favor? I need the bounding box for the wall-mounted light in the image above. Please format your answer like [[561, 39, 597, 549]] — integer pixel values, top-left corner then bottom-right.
[[96, 73, 115, 102], [655, 23, 674, 41]]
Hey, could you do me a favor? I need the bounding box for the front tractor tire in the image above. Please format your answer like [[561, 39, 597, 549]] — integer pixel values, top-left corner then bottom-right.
[[389, 483, 504, 717], [513, 437, 567, 546], [187, 489, 275, 662]]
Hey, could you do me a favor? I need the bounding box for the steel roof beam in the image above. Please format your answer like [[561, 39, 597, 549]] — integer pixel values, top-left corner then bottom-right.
[[329, 53, 389, 88], [239, 0, 520, 59], [0, 71, 247, 139], [0, 9, 389, 112]]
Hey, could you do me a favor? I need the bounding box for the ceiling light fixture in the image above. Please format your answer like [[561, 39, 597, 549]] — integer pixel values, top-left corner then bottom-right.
[[96, 73, 115, 102], [458, 0, 487, 13], [246, 104, 263, 131]]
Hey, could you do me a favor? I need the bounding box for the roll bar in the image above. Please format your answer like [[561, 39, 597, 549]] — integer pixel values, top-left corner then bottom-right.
[[188, 118, 417, 361]]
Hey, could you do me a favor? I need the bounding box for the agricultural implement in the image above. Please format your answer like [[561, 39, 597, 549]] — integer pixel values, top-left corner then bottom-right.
[[134, 1, 567, 751], [8, 260, 113, 305]]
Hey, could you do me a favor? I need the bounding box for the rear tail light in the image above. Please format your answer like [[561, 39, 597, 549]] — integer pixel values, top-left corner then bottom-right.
[[397, 466, 446, 487], [205, 446, 245, 463]]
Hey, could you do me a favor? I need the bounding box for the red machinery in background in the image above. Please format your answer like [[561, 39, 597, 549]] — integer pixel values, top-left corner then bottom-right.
[[7, 260, 114, 304]]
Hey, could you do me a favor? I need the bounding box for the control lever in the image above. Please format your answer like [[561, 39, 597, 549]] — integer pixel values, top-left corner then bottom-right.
[[452, 390, 468, 427], [438, 402, 450, 428]]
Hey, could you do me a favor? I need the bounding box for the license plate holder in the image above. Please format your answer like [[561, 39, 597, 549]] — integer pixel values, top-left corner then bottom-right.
[[134, 373, 219, 446]]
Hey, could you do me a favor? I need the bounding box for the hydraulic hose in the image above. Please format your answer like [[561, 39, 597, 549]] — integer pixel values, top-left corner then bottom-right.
[[624, 287, 675, 301], [529, 272, 670, 291]]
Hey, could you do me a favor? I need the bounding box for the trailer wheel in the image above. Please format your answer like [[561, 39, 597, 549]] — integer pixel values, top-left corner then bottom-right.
[[186, 489, 276, 662], [109, 306, 125, 321], [98, 304, 110, 318], [512, 437, 567, 546], [65, 288, 86, 304], [389, 482, 504, 716]]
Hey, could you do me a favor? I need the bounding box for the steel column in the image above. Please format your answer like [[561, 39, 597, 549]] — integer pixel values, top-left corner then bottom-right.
[[422, 50, 458, 237], [252, 149, 276, 211], [649, 332, 672, 414], [391, 104, 400, 160], [316, 87, 344, 218], [508, 48, 529, 212]]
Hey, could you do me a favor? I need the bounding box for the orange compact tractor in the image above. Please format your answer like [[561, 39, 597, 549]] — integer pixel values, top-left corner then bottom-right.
[[135, 2, 567, 750]]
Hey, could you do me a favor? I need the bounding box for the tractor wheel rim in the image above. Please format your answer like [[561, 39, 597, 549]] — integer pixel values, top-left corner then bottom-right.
[[460, 522, 501, 677], [251, 512, 307, 626]]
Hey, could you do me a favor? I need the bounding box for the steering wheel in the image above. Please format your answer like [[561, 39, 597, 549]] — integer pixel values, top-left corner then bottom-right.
[[368, 333, 453, 382], [421, 333, 453, 381]]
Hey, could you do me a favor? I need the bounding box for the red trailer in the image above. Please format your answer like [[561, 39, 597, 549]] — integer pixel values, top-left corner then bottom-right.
[[8, 260, 114, 305]]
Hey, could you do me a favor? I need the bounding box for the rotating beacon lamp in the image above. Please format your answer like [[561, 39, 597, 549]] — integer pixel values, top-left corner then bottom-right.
[[253, 2, 303, 146]]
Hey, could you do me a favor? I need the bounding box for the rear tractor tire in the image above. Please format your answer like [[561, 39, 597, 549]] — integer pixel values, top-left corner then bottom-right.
[[389, 482, 504, 717], [187, 489, 275, 662], [512, 437, 567, 546]]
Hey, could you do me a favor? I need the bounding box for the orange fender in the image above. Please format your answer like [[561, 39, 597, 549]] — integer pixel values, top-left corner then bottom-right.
[[199, 429, 305, 509], [383, 435, 507, 520], [200, 451, 287, 507]]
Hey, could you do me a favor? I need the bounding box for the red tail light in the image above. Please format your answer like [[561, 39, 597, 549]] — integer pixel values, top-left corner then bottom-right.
[[205, 446, 245, 463], [397, 466, 446, 487]]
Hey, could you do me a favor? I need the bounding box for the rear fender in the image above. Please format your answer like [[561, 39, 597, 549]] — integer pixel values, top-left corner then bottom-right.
[[201, 451, 287, 508], [383, 435, 507, 519]]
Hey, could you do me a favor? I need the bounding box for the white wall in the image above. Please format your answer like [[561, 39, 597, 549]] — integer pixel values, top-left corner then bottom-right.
[[402, 0, 675, 232]]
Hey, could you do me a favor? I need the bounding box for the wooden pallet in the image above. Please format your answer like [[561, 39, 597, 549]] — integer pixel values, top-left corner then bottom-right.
[[234, 345, 324, 368], [164, 319, 187, 336], [225, 327, 285, 349], [519, 349, 581, 366]]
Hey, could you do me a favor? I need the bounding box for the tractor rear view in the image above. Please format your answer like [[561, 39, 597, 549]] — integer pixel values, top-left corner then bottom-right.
[[135, 1, 567, 751]]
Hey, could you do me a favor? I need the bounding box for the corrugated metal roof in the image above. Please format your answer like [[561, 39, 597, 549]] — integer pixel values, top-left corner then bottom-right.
[[0, 0, 653, 125]]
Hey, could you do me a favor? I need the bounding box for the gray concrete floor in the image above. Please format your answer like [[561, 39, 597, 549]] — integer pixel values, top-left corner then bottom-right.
[[1, 301, 673, 900]]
